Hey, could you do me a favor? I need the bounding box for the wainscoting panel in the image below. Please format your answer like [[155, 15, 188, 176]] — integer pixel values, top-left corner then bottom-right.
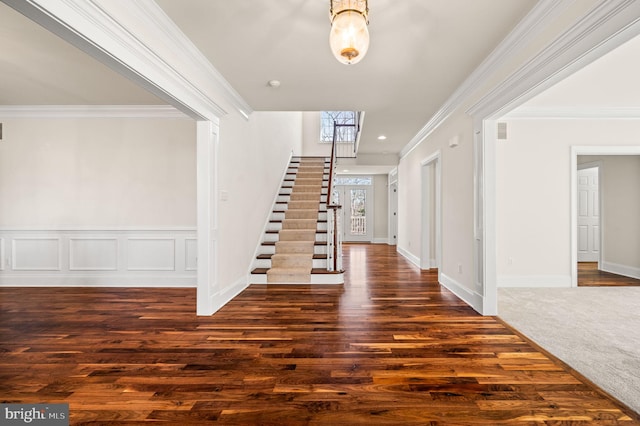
[[127, 238, 175, 271], [185, 238, 197, 271], [70, 238, 118, 271], [12, 237, 61, 271], [0, 229, 196, 287]]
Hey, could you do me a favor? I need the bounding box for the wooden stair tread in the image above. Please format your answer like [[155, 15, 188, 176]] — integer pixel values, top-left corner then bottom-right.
[[270, 220, 327, 223], [273, 210, 328, 213], [261, 241, 325, 246]]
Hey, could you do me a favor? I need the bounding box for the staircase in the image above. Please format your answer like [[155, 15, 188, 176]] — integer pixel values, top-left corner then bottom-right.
[[250, 157, 344, 285]]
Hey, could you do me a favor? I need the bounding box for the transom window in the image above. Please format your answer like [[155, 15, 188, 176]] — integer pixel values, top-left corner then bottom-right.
[[320, 111, 357, 143], [334, 176, 372, 186]]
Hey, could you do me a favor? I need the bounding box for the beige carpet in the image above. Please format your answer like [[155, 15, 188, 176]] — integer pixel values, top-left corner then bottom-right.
[[266, 158, 324, 283], [499, 287, 640, 415]]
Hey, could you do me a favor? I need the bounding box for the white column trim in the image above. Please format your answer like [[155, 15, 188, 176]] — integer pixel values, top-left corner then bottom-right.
[[196, 120, 221, 316]]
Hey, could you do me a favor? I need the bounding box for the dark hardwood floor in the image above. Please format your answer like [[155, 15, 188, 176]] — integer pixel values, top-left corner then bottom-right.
[[578, 262, 640, 287], [1, 244, 638, 424]]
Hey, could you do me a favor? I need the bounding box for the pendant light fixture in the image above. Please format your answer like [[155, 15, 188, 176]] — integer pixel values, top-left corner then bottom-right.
[[329, 0, 369, 65]]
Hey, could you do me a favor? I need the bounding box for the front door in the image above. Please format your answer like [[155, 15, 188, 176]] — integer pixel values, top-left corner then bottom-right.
[[333, 185, 373, 242]]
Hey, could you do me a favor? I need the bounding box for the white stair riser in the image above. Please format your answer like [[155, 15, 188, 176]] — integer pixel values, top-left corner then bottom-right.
[[254, 259, 327, 269], [263, 233, 328, 243], [258, 245, 328, 255]]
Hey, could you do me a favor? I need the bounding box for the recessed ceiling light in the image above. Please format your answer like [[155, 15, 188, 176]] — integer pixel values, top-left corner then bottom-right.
[[267, 80, 281, 88], [377, 135, 387, 140]]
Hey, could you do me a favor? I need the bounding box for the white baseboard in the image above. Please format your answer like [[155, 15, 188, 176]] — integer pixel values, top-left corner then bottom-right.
[[601, 261, 640, 280], [439, 272, 483, 313], [0, 274, 195, 287], [209, 276, 248, 314], [497, 274, 572, 288], [396, 246, 420, 268], [373, 238, 389, 244]]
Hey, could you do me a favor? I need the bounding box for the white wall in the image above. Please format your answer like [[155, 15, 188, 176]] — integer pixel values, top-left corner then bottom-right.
[[302, 111, 331, 157], [496, 119, 640, 287], [217, 111, 303, 293], [579, 155, 640, 276], [0, 117, 198, 286]]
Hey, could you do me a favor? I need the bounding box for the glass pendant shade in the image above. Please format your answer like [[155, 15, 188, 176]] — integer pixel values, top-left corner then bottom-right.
[[329, 1, 369, 65]]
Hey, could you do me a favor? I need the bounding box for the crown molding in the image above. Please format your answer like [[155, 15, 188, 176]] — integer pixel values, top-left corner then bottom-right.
[[134, 0, 252, 119], [400, 0, 575, 159], [0, 105, 189, 119], [467, 0, 640, 120], [505, 106, 640, 119], [2, 0, 253, 121]]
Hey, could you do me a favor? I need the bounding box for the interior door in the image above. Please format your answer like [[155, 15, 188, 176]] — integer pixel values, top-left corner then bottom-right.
[[577, 166, 600, 262], [334, 185, 373, 242]]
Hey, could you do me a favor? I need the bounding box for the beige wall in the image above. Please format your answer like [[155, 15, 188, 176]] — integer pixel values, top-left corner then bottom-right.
[[0, 117, 196, 227], [496, 119, 640, 286]]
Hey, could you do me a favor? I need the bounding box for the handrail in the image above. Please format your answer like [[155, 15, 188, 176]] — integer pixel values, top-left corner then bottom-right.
[[326, 120, 343, 272], [327, 120, 338, 207]]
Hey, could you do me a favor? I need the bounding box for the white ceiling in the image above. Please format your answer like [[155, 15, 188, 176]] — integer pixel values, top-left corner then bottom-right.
[[0, 0, 536, 158]]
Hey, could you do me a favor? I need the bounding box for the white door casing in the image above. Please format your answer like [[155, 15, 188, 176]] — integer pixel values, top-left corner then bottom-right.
[[389, 181, 398, 246], [577, 166, 600, 262], [421, 151, 441, 271], [197, 120, 219, 316]]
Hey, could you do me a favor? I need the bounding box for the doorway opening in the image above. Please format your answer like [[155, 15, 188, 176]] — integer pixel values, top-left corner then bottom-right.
[[333, 176, 374, 242], [420, 151, 441, 273], [571, 148, 640, 287]]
